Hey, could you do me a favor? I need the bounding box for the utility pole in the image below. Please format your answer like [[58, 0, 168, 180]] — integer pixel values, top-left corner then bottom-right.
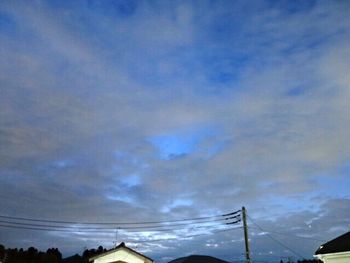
[[242, 206, 251, 263]]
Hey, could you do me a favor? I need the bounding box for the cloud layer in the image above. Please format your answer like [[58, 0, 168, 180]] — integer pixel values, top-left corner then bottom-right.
[[1, 0, 350, 262]]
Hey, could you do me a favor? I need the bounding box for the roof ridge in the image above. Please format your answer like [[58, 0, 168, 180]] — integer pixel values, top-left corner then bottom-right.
[[89, 242, 153, 262], [315, 231, 350, 255]]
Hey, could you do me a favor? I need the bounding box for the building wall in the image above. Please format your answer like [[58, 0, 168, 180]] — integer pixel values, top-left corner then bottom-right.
[[93, 248, 152, 263], [316, 251, 350, 263]]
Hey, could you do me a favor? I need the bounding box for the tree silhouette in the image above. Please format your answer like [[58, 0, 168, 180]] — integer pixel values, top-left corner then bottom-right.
[[0, 244, 62, 263]]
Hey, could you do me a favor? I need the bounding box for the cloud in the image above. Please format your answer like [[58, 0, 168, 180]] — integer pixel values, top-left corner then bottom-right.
[[0, 0, 350, 262]]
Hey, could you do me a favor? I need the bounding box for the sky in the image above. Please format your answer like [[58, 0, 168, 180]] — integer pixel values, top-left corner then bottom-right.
[[0, 0, 350, 262]]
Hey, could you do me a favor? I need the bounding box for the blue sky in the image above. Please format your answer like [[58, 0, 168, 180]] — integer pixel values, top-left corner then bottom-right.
[[1, 0, 350, 262]]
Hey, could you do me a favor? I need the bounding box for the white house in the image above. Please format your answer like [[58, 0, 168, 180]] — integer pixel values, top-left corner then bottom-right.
[[89, 242, 153, 263], [314, 231, 350, 263]]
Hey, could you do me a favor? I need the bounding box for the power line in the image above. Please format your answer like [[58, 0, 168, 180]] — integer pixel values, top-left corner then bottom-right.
[[0, 209, 241, 225], [0, 219, 241, 234], [117, 220, 241, 233], [249, 226, 327, 242], [0, 215, 240, 230], [130, 226, 244, 244], [0, 223, 218, 234], [261, 234, 305, 260], [246, 215, 305, 260]]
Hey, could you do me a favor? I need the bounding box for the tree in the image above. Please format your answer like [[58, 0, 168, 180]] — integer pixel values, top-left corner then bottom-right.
[[0, 244, 5, 261]]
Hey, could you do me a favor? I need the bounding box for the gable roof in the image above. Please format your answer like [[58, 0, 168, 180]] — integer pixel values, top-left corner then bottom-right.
[[89, 242, 153, 262], [62, 254, 85, 263], [315, 231, 350, 255], [169, 255, 229, 263]]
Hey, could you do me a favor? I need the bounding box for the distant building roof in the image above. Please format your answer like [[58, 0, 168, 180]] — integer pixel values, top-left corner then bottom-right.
[[89, 242, 153, 262], [315, 231, 350, 255], [169, 255, 229, 263], [62, 254, 85, 263]]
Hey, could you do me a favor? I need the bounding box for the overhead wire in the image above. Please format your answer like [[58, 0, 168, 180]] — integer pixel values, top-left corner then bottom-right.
[[0, 215, 240, 230], [249, 226, 327, 242], [0, 208, 246, 261], [0, 209, 241, 225], [0, 223, 215, 234], [0, 219, 241, 234], [246, 214, 305, 260], [129, 226, 244, 244], [0, 210, 242, 234]]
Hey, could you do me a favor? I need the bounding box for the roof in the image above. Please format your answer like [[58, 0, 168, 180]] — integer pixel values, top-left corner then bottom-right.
[[169, 255, 229, 263], [315, 231, 350, 255], [62, 254, 85, 263], [89, 242, 153, 262]]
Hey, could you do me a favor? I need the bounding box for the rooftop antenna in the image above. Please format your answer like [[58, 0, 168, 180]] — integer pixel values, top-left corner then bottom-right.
[[113, 228, 119, 247], [113, 227, 120, 247]]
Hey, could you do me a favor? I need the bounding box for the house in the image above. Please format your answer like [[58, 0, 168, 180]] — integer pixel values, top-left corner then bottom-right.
[[169, 255, 229, 263], [314, 231, 350, 263], [89, 242, 153, 263]]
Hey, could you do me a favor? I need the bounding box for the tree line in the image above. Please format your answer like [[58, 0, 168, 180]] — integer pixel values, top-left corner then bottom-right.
[[0, 245, 62, 263], [0, 244, 109, 263]]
